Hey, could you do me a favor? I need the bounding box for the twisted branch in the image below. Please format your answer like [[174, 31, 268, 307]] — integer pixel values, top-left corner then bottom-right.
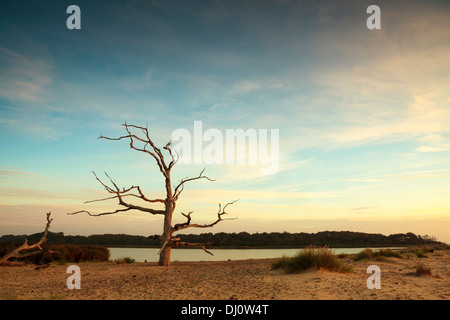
[[173, 168, 215, 200], [67, 172, 165, 217], [172, 200, 238, 232], [99, 123, 171, 177], [158, 238, 215, 256], [0, 212, 55, 264]]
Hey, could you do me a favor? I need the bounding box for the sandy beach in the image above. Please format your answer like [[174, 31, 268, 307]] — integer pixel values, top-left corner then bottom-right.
[[0, 249, 448, 300]]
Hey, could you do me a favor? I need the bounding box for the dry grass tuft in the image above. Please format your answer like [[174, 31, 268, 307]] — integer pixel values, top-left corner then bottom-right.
[[271, 246, 352, 274]]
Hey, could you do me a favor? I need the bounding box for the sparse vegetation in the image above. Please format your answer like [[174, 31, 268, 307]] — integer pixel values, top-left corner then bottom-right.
[[271, 246, 352, 273], [407, 247, 430, 258], [401, 246, 447, 259], [378, 248, 402, 258], [337, 253, 348, 259], [353, 248, 402, 261], [115, 257, 135, 264], [353, 248, 374, 261], [415, 261, 431, 276]]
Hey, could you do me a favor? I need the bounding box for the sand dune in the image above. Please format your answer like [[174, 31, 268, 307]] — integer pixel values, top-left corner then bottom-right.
[[0, 249, 448, 300]]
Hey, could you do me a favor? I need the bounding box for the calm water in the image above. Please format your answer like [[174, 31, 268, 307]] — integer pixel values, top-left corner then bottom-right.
[[108, 247, 402, 262]]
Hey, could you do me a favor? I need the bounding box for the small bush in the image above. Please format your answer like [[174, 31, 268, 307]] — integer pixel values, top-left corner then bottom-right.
[[270, 255, 291, 270], [378, 249, 402, 258], [410, 247, 428, 258], [353, 248, 373, 261], [416, 262, 431, 276], [353, 248, 402, 261], [115, 257, 135, 264], [271, 246, 352, 273]]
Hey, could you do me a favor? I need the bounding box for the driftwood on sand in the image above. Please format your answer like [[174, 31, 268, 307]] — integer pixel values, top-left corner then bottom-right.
[[0, 212, 57, 265]]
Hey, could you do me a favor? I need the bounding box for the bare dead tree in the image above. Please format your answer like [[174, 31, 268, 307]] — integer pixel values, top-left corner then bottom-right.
[[68, 123, 237, 266], [0, 212, 55, 264]]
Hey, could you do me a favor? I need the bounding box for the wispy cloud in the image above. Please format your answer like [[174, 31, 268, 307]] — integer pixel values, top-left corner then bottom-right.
[[283, 1, 450, 152], [122, 67, 164, 91], [286, 168, 450, 189], [229, 80, 261, 95], [415, 134, 450, 152], [349, 207, 379, 212], [416, 145, 450, 152], [0, 47, 52, 101], [0, 169, 42, 180]]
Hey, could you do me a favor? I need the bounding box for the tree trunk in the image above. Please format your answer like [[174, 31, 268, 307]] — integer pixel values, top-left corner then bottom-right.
[[158, 243, 171, 266], [158, 200, 174, 266]]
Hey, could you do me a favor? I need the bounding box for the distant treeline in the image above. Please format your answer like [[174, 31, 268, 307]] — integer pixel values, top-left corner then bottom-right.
[[0, 231, 441, 248]]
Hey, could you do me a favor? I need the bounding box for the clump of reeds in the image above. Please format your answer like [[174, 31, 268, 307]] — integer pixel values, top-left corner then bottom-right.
[[271, 246, 352, 273]]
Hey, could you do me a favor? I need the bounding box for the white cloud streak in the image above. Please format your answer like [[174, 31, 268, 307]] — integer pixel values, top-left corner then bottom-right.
[[0, 47, 52, 101]]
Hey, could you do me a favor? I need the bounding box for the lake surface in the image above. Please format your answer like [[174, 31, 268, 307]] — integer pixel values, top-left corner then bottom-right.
[[108, 247, 402, 262]]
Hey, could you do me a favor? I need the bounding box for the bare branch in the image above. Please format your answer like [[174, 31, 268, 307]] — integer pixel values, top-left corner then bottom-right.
[[173, 168, 215, 200], [86, 173, 165, 204], [172, 241, 215, 255], [67, 208, 132, 217], [124, 122, 169, 173], [0, 212, 54, 264], [92, 171, 114, 193], [173, 182, 184, 201], [158, 238, 215, 256], [132, 185, 165, 203], [68, 172, 166, 216], [164, 140, 179, 170], [99, 123, 168, 177], [172, 200, 238, 232], [117, 200, 166, 215]]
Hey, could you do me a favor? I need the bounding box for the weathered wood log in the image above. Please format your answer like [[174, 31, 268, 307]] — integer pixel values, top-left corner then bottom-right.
[[0, 212, 54, 264]]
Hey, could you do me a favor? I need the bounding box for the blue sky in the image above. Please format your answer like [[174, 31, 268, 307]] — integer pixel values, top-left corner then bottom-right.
[[1, 0, 450, 242]]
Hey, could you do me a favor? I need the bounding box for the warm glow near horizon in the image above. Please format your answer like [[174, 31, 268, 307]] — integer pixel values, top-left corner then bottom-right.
[[1, 0, 449, 243]]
